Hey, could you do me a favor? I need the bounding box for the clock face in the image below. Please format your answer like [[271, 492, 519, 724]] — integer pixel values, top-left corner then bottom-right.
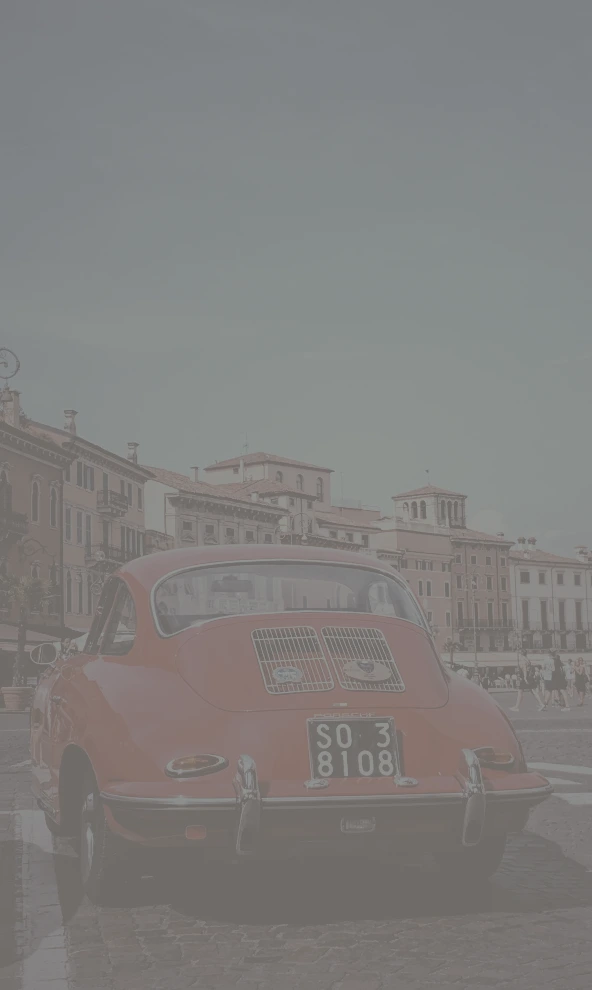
[[0, 349, 20, 382]]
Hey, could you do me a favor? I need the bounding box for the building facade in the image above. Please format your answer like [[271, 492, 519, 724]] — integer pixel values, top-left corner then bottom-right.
[[371, 484, 514, 654], [31, 415, 153, 632], [510, 539, 592, 652], [143, 467, 285, 549], [203, 452, 333, 507], [0, 387, 75, 659]]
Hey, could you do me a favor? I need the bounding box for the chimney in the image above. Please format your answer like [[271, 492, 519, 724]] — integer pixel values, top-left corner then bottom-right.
[[527, 537, 537, 546], [1, 388, 21, 428], [239, 457, 245, 481], [517, 536, 526, 545], [191, 466, 199, 482], [127, 442, 139, 464], [497, 532, 505, 538], [64, 409, 77, 435]]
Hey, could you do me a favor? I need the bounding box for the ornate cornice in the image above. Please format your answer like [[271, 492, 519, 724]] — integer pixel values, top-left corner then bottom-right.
[[170, 494, 284, 523], [0, 424, 74, 469]]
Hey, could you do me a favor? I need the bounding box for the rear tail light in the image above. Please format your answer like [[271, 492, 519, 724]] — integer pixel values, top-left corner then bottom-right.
[[165, 754, 228, 778], [474, 747, 517, 772]]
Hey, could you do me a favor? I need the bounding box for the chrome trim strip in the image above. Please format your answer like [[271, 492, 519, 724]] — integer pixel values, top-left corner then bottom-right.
[[100, 792, 235, 809], [100, 783, 552, 813], [261, 793, 465, 808], [484, 784, 553, 802]]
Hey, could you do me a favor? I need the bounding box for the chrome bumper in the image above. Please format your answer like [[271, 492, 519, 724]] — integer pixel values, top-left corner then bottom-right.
[[100, 750, 552, 853]]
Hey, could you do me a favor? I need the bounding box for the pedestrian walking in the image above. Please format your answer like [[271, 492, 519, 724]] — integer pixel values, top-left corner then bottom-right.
[[542, 653, 570, 711], [574, 657, 589, 706], [538, 653, 555, 711], [510, 653, 542, 711], [566, 659, 576, 699]]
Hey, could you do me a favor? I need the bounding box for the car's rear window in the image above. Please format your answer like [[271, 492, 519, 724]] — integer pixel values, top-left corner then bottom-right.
[[153, 561, 427, 635]]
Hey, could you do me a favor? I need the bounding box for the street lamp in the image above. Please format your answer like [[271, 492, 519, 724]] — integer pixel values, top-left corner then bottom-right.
[[470, 572, 478, 674]]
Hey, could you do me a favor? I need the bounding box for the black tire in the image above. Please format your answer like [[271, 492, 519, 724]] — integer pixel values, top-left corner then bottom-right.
[[78, 767, 133, 905], [434, 833, 507, 883]]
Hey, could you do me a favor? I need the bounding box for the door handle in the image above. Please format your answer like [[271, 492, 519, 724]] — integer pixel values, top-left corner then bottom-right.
[[51, 695, 63, 706]]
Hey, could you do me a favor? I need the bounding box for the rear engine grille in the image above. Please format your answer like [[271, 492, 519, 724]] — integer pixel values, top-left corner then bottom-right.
[[321, 627, 405, 693], [252, 627, 334, 694]]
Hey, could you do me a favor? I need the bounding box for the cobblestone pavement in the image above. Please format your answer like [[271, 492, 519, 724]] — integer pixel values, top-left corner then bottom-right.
[[1, 696, 592, 990]]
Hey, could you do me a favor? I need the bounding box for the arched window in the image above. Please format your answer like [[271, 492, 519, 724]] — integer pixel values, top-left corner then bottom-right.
[[31, 480, 40, 523], [411, 501, 418, 519], [31, 564, 40, 581], [316, 478, 324, 500], [275, 471, 283, 483], [49, 486, 58, 528], [420, 500, 427, 519], [453, 501, 458, 521], [447, 500, 452, 521], [0, 470, 11, 514], [402, 502, 409, 514], [296, 474, 304, 491], [440, 501, 446, 520], [65, 571, 72, 613]]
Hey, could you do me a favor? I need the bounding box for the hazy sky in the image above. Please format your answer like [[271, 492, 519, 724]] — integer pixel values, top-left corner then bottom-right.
[[2, 1, 592, 554]]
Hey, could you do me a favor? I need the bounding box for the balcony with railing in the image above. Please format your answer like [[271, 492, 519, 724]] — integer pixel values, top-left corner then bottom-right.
[[85, 543, 140, 567], [97, 490, 129, 517], [0, 508, 28, 540]]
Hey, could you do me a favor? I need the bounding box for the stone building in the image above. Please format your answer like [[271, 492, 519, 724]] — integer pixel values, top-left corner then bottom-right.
[[510, 539, 592, 652], [30, 414, 153, 632], [372, 484, 514, 654], [0, 386, 75, 663], [143, 466, 285, 549], [203, 452, 333, 507]]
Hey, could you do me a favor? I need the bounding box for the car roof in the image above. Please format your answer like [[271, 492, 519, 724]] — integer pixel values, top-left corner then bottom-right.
[[120, 544, 399, 588]]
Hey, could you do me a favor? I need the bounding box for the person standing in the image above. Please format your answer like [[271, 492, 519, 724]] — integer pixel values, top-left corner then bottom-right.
[[574, 657, 589, 706], [538, 652, 555, 711], [510, 653, 542, 711], [545, 653, 570, 711]]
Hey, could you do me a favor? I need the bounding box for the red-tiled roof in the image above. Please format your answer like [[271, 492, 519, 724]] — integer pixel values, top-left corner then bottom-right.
[[510, 548, 586, 566], [204, 451, 333, 473], [315, 510, 378, 531], [222, 479, 318, 499], [451, 528, 513, 545], [394, 484, 466, 500], [142, 465, 263, 504]]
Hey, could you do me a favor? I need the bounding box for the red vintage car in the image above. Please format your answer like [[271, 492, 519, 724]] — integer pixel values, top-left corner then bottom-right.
[[30, 545, 551, 903]]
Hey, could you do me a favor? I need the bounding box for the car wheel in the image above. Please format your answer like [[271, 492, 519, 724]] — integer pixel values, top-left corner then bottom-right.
[[434, 833, 507, 883], [78, 768, 131, 905]]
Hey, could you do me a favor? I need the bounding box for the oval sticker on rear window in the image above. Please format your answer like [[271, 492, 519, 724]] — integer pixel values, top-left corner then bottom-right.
[[272, 666, 304, 684]]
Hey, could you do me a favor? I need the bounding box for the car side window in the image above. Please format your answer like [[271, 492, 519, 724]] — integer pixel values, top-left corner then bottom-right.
[[100, 584, 137, 657], [85, 578, 120, 655]]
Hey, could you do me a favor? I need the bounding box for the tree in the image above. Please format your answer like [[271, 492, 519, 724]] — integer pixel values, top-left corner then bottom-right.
[[0, 574, 45, 687], [443, 637, 460, 668]]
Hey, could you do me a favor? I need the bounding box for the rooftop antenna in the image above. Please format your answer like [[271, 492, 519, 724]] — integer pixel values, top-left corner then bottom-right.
[[340, 472, 345, 503], [243, 433, 249, 455], [425, 468, 430, 484]]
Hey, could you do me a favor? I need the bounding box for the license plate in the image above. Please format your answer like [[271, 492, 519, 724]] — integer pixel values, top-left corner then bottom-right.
[[307, 717, 399, 779], [341, 817, 376, 834]]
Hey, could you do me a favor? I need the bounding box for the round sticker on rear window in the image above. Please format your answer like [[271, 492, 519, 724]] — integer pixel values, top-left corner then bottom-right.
[[272, 666, 303, 684]]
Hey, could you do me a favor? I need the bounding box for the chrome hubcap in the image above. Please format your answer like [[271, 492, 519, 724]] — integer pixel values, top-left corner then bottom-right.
[[80, 792, 96, 884]]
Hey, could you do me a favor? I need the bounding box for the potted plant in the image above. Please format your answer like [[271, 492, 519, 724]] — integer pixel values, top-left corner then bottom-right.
[[0, 574, 44, 711]]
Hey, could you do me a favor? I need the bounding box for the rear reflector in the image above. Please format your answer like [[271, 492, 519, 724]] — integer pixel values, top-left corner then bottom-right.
[[185, 826, 207, 841]]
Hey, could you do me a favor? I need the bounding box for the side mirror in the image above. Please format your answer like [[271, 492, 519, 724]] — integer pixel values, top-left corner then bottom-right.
[[30, 643, 57, 666]]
